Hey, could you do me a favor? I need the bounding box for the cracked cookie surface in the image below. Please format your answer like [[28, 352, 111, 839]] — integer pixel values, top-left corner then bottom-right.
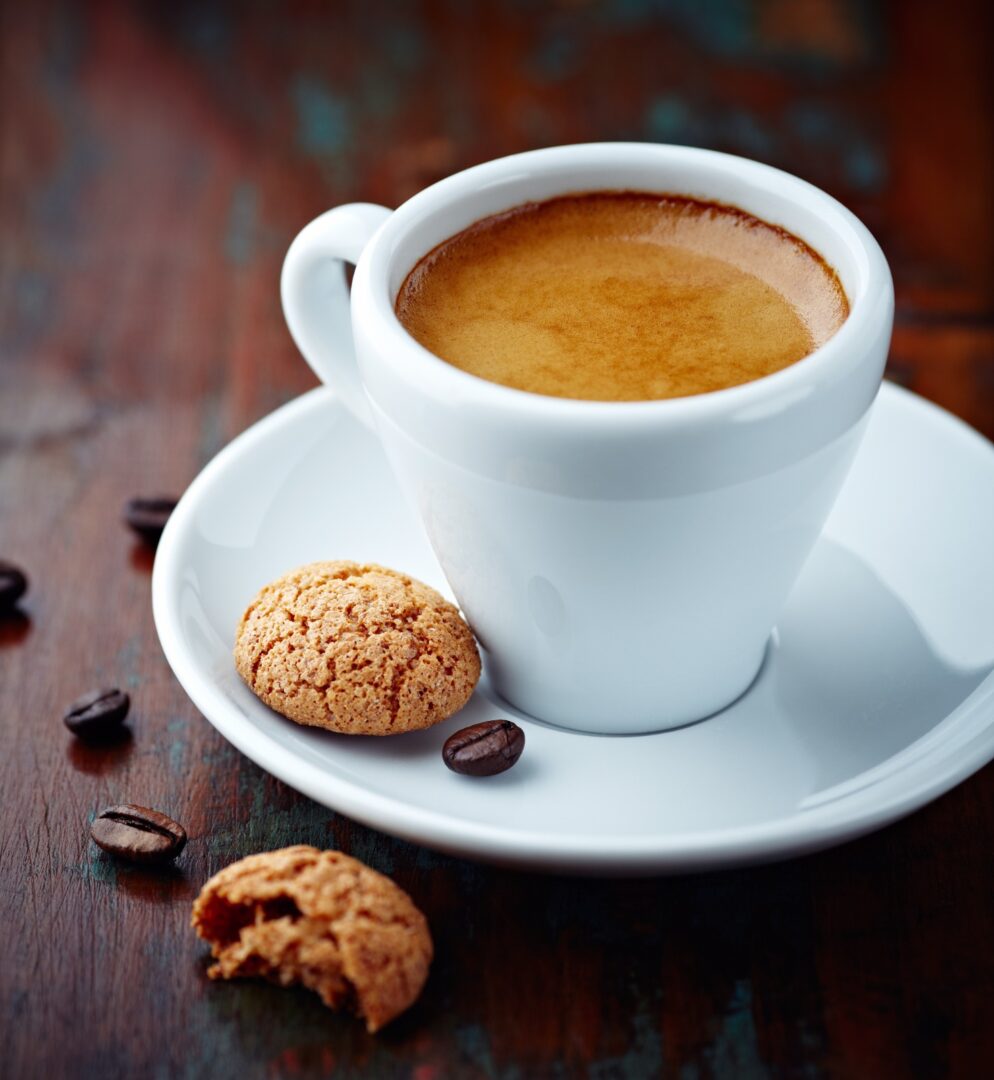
[[191, 845, 433, 1032], [234, 561, 480, 735]]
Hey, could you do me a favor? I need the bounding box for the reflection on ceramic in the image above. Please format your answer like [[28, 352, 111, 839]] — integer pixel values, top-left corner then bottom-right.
[[152, 383, 994, 875]]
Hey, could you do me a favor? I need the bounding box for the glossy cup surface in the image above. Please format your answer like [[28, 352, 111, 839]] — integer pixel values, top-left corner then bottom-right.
[[285, 144, 894, 732]]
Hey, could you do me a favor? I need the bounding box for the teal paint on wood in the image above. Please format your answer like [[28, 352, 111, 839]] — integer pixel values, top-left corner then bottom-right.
[[179, 5, 230, 58], [195, 389, 226, 466], [529, 33, 579, 80], [645, 96, 696, 144], [788, 101, 887, 192], [590, 1006, 665, 1079], [77, 852, 119, 889], [292, 75, 352, 157], [454, 1022, 507, 1079], [383, 20, 427, 71], [845, 144, 886, 193], [601, 0, 875, 68], [168, 735, 186, 776], [645, 96, 780, 160], [601, 0, 756, 56], [700, 979, 767, 1079], [224, 182, 258, 266]]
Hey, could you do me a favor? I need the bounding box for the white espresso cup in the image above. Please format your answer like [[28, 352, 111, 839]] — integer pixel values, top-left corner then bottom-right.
[[281, 143, 893, 735]]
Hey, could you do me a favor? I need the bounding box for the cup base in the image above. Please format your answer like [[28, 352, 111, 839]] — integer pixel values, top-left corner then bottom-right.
[[485, 639, 771, 736]]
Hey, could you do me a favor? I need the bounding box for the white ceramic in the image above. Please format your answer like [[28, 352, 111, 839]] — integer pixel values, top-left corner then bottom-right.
[[281, 143, 894, 733], [152, 382, 994, 875]]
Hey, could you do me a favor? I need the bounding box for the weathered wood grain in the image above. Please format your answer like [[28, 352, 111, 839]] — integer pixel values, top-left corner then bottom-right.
[[1, 1, 992, 1076]]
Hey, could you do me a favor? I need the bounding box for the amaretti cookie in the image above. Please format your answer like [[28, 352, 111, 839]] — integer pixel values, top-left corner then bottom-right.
[[234, 560, 480, 735], [191, 845, 432, 1032]]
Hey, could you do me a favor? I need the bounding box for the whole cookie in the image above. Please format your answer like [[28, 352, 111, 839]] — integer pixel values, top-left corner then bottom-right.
[[234, 561, 480, 735], [191, 845, 432, 1032]]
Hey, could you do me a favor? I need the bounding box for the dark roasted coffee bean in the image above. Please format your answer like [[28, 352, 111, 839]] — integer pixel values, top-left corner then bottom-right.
[[0, 560, 27, 612], [442, 719, 525, 777], [64, 688, 130, 739], [124, 496, 178, 546], [91, 804, 187, 863]]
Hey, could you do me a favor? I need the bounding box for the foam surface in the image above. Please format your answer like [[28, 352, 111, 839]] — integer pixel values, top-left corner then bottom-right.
[[395, 192, 849, 402]]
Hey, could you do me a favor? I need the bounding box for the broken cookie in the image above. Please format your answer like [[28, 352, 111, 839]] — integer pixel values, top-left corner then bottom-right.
[[191, 845, 432, 1032]]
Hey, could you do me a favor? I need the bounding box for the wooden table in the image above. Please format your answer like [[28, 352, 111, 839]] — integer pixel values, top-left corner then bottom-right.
[[2, 2, 992, 1076]]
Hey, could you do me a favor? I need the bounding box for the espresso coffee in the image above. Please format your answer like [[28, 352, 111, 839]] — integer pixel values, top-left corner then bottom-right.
[[395, 192, 849, 401]]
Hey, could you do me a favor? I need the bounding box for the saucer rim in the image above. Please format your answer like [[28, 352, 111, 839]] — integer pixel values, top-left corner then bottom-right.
[[151, 383, 994, 874]]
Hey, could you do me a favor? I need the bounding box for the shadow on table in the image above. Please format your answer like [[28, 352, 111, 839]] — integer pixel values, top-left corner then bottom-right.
[[104, 857, 198, 904], [0, 608, 32, 647], [129, 542, 156, 574], [67, 727, 135, 775]]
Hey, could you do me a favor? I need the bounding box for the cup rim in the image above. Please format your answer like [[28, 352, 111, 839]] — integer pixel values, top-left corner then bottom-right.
[[356, 142, 892, 430]]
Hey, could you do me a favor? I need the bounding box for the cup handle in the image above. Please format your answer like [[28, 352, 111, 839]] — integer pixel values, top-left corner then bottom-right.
[[281, 203, 392, 427]]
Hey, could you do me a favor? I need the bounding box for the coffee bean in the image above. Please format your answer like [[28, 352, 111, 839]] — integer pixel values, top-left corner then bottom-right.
[[442, 719, 525, 777], [124, 496, 178, 546], [64, 688, 130, 739], [0, 560, 27, 613], [91, 804, 187, 863]]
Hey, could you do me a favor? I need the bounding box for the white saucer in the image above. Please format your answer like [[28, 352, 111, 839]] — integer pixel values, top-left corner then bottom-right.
[[152, 383, 994, 875]]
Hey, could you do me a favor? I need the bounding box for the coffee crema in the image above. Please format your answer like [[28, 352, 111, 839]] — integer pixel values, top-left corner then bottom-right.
[[395, 192, 849, 402]]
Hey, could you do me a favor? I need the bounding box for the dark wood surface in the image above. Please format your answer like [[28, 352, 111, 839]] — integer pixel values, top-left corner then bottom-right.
[[2, 2, 992, 1077]]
